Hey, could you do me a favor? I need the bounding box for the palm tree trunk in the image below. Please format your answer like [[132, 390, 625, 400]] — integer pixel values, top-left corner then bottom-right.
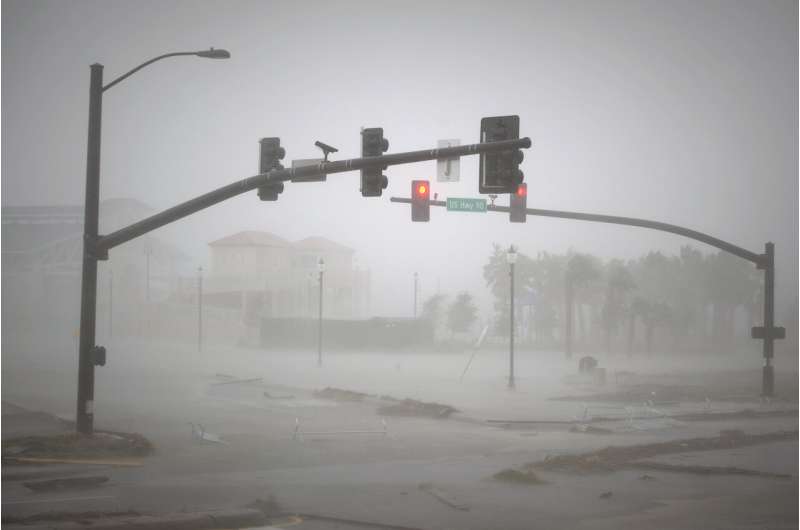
[[627, 313, 635, 357], [565, 281, 573, 359]]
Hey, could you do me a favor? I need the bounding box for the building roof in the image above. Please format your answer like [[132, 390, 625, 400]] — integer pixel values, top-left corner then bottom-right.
[[1, 199, 186, 261], [293, 236, 353, 254], [208, 230, 290, 248]]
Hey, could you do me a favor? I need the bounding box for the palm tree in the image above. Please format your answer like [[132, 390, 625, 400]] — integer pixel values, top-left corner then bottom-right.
[[528, 252, 567, 346], [706, 251, 761, 346], [601, 260, 636, 355], [447, 292, 478, 337], [564, 253, 601, 358]]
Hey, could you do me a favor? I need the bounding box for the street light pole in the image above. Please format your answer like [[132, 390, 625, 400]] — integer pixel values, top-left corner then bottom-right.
[[317, 258, 325, 366], [108, 269, 113, 339], [145, 240, 151, 303], [197, 267, 203, 353], [413, 272, 418, 318], [76, 63, 104, 435], [75, 49, 229, 434], [507, 245, 517, 390]]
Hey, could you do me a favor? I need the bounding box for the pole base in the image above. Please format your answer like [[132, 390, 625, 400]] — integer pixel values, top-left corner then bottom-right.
[[762, 364, 774, 397]]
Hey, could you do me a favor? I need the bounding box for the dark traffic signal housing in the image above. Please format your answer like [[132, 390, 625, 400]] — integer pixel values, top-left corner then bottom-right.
[[510, 183, 527, 223], [411, 180, 430, 222], [361, 127, 389, 197], [479, 115, 524, 194], [257, 137, 286, 201]]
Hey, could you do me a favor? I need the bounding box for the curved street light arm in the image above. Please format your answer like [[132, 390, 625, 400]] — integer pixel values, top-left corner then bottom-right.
[[102, 52, 200, 92]]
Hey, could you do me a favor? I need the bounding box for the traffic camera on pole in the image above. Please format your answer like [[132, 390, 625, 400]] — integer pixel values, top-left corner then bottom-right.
[[411, 180, 430, 222], [360, 127, 389, 197], [479, 115, 524, 194], [510, 183, 527, 223], [257, 137, 286, 201]]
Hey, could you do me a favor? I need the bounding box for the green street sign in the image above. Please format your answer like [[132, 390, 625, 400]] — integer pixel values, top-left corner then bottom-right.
[[447, 197, 487, 213]]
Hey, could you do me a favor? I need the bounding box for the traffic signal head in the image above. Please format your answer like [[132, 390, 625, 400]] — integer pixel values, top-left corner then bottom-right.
[[361, 127, 390, 197], [479, 115, 524, 194], [411, 180, 430, 222], [259, 137, 286, 173], [258, 137, 286, 201], [510, 182, 527, 223]]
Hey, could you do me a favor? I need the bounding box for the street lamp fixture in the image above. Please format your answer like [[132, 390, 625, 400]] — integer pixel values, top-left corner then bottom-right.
[[197, 266, 203, 353], [506, 245, 518, 265], [195, 48, 231, 59], [506, 245, 517, 389]]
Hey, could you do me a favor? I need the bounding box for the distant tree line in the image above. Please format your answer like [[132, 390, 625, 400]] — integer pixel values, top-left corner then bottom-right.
[[422, 291, 478, 342], [480, 244, 763, 355]]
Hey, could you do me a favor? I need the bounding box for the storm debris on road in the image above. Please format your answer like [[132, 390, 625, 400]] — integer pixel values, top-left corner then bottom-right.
[[492, 468, 548, 485], [377, 398, 458, 418], [263, 391, 295, 400], [419, 482, 470, 511], [211, 377, 263, 386], [2, 431, 154, 460], [528, 430, 797, 474], [569, 424, 614, 434], [22, 475, 109, 492], [313, 387, 370, 402], [631, 461, 792, 478], [3, 510, 141, 526], [189, 423, 227, 444]]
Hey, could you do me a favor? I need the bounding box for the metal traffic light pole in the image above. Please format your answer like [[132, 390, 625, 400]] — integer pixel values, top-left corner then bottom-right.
[[390, 197, 783, 397]]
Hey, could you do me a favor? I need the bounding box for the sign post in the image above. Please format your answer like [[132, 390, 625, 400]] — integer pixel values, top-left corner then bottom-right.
[[437, 139, 460, 182]]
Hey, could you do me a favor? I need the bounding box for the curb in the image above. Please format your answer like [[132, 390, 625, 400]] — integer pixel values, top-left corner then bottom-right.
[[4, 509, 267, 530]]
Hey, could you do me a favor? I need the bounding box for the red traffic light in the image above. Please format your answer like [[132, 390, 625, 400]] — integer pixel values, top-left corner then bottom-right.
[[516, 183, 527, 197], [411, 180, 430, 222]]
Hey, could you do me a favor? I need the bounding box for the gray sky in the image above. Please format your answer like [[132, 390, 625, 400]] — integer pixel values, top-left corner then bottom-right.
[[2, 0, 797, 317]]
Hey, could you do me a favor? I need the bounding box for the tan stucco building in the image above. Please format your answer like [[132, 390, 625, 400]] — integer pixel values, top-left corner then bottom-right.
[[206, 231, 369, 322]]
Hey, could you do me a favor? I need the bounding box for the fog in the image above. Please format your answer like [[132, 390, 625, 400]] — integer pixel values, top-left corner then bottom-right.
[[2, 0, 797, 319], [1, 1, 798, 529]]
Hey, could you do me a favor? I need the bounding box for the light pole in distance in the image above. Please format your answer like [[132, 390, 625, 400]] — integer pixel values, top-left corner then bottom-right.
[[507, 245, 517, 390], [317, 258, 325, 366]]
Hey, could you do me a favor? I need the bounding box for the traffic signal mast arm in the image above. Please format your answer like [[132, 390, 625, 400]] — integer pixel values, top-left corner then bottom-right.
[[96, 137, 531, 252], [389, 197, 763, 265]]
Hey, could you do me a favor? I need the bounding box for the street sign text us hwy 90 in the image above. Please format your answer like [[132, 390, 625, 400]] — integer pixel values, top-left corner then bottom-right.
[[446, 197, 487, 212]]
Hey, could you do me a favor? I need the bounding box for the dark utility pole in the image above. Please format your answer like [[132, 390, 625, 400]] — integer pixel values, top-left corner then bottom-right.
[[318, 258, 325, 366], [197, 267, 203, 353]]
